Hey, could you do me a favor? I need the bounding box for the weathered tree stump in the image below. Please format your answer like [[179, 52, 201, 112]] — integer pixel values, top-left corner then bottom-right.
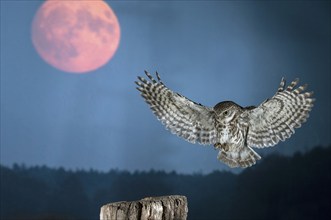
[[100, 195, 188, 220]]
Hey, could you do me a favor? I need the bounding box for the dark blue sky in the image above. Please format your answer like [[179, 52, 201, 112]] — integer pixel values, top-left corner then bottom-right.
[[1, 1, 330, 173]]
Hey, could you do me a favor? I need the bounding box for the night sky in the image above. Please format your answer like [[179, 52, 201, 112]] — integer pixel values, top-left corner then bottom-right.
[[1, 1, 330, 173]]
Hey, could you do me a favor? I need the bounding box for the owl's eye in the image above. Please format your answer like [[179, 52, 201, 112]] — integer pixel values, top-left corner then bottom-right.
[[224, 111, 229, 116]]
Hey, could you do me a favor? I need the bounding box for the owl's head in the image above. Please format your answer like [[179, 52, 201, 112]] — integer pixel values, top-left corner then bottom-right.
[[214, 101, 242, 123]]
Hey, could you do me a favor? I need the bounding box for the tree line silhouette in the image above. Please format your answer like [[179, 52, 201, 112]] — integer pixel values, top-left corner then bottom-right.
[[1, 146, 330, 220]]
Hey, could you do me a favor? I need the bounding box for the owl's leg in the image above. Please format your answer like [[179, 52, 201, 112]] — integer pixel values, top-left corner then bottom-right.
[[214, 143, 229, 152], [217, 146, 261, 168]]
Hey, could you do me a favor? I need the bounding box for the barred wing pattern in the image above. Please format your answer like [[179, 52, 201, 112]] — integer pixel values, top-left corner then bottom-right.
[[135, 71, 217, 145], [242, 78, 314, 148]]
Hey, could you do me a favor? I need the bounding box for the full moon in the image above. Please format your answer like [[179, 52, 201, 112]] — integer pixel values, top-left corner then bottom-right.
[[31, 0, 120, 74]]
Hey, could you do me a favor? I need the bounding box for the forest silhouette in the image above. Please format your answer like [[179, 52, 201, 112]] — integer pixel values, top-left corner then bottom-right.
[[1, 146, 330, 220]]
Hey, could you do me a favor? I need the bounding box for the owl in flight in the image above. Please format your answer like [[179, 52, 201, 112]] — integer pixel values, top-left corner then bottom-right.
[[135, 71, 314, 168]]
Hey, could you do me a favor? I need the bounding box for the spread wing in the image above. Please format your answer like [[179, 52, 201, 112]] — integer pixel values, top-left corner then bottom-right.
[[240, 78, 314, 148], [135, 71, 217, 145]]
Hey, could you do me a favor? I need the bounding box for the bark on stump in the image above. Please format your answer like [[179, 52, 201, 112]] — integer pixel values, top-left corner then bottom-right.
[[100, 195, 188, 220]]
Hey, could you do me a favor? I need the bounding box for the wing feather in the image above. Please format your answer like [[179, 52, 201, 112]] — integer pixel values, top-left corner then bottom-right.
[[241, 78, 314, 148], [136, 71, 217, 145]]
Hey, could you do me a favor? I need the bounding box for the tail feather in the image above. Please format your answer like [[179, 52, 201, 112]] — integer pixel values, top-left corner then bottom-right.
[[217, 146, 261, 168]]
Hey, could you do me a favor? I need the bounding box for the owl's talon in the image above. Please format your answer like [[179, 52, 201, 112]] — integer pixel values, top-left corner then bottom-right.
[[214, 143, 229, 152], [222, 144, 229, 152], [214, 143, 221, 149]]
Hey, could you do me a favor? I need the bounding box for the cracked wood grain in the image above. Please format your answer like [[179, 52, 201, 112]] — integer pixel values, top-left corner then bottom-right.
[[100, 195, 188, 220]]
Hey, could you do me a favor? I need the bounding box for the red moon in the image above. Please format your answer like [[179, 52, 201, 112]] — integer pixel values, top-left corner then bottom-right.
[[31, 0, 120, 74]]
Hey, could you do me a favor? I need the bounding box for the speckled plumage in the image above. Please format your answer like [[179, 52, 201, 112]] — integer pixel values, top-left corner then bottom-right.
[[135, 71, 314, 168]]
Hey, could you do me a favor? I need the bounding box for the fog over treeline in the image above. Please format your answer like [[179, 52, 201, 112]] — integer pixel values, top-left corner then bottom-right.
[[1, 145, 330, 220]]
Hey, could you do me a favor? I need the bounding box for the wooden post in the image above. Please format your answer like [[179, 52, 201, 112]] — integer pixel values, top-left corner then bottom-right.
[[100, 195, 188, 220]]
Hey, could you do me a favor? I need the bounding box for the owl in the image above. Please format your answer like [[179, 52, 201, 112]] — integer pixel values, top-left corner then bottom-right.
[[135, 71, 314, 168]]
